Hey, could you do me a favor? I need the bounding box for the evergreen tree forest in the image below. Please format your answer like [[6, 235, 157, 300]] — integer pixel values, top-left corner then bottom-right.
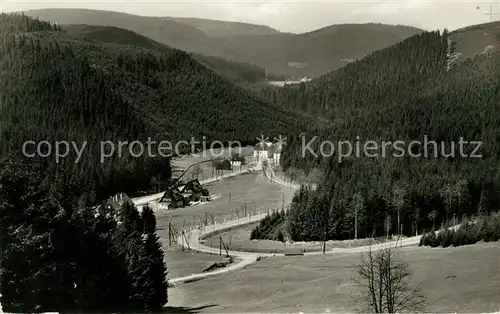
[[63, 24, 285, 84], [0, 13, 304, 311], [192, 53, 285, 83], [254, 30, 500, 241], [3, 12, 500, 311], [0, 13, 306, 204], [0, 154, 168, 312], [250, 210, 286, 242]]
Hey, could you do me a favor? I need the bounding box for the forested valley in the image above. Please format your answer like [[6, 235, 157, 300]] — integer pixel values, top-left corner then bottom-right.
[[0, 13, 306, 204], [2, 11, 500, 312], [255, 30, 500, 241], [63, 24, 285, 84], [0, 13, 306, 312]]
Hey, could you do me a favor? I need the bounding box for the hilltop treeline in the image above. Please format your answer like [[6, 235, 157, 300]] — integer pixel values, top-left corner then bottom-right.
[[254, 30, 500, 241], [0, 155, 167, 312], [63, 24, 284, 84], [0, 13, 305, 204]]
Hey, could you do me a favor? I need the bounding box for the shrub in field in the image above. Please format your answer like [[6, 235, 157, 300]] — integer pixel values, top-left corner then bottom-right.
[[437, 229, 454, 247], [482, 213, 500, 242], [420, 212, 500, 248], [452, 223, 477, 246], [419, 231, 439, 247], [250, 210, 287, 241]]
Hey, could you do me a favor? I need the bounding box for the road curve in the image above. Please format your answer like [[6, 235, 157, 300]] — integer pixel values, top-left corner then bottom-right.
[[169, 164, 423, 284]]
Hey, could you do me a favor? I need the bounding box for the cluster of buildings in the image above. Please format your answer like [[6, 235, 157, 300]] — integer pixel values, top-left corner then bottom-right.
[[98, 143, 283, 214]]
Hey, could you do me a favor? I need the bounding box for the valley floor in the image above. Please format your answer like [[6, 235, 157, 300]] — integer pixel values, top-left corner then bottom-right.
[[139, 153, 500, 313], [154, 173, 294, 232], [155, 172, 294, 277], [168, 243, 500, 313]]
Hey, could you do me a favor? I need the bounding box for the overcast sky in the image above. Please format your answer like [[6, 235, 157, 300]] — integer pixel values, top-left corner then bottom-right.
[[3, 1, 498, 33]]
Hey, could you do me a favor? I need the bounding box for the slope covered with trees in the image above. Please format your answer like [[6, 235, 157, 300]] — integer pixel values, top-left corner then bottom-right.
[[23, 9, 423, 78], [205, 23, 423, 78], [63, 24, 284, 83], [192, 53, 285, 83], [0, 13, 306, 204], [23, 8, 207, 48], [0, 154, 168, 312], [254, 29, 500, 242], [64, 23, 167, 50]]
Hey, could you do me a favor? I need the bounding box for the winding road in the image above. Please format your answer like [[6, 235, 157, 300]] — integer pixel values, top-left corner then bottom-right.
[[169, 162, 424, 285]]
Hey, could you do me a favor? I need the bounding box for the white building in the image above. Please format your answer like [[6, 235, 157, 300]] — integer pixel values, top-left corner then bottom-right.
[[146, 201, 168, 211], [269, 142, 283, 165], [231, 160, 242, 167], [253, 141, 273, 160], [253, 142, 282, 164], [272, 145, 282, 164]]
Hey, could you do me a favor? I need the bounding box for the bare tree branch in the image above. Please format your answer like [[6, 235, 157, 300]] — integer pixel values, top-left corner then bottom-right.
[[352, 247, 427, 313]]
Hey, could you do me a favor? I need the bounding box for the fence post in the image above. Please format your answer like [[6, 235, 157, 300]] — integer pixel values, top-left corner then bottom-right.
[[181, 230, 184, 252], [168, 222, 171, 246]]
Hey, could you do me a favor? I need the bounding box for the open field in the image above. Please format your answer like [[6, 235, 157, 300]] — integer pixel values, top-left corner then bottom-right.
[[203, 223, 399, 254], [155, 172, 295, 278], [171, 147, 254, 182], [163, 246, 229, 279], [168, 242, 500, 313], [155, 173, 295, 232], [451, 21, 500, 62]]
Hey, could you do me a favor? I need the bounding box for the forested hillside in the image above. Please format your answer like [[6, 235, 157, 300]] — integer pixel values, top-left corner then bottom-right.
[[0, 13, 305, 204], [255, 30, 500, 241], [192, 53, 285, 82], [63, 24, 284, 83], [64, 24, 167, 50], [0, 153, 168, 312], [0, 14, 177, 313], [23, 8, 207, 47], [23, 9, 423, 78], [205, 23, 423, 78]]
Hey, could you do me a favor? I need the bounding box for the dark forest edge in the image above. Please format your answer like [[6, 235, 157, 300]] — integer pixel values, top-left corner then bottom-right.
[[0, 13, 308, 206], [62, 24, 286, 83], [0, 13, 305, 312], [0, 155, 167, 312], [419, 212, 500, 247], [2, 11, 500, 313], [251, 29, 500, 242]]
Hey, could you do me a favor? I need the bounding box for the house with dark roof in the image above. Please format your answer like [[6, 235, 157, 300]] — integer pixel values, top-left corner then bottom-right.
[[159, 187, 187, 209], [230, 153, 246, 167], [97, 192, 133, 212]]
